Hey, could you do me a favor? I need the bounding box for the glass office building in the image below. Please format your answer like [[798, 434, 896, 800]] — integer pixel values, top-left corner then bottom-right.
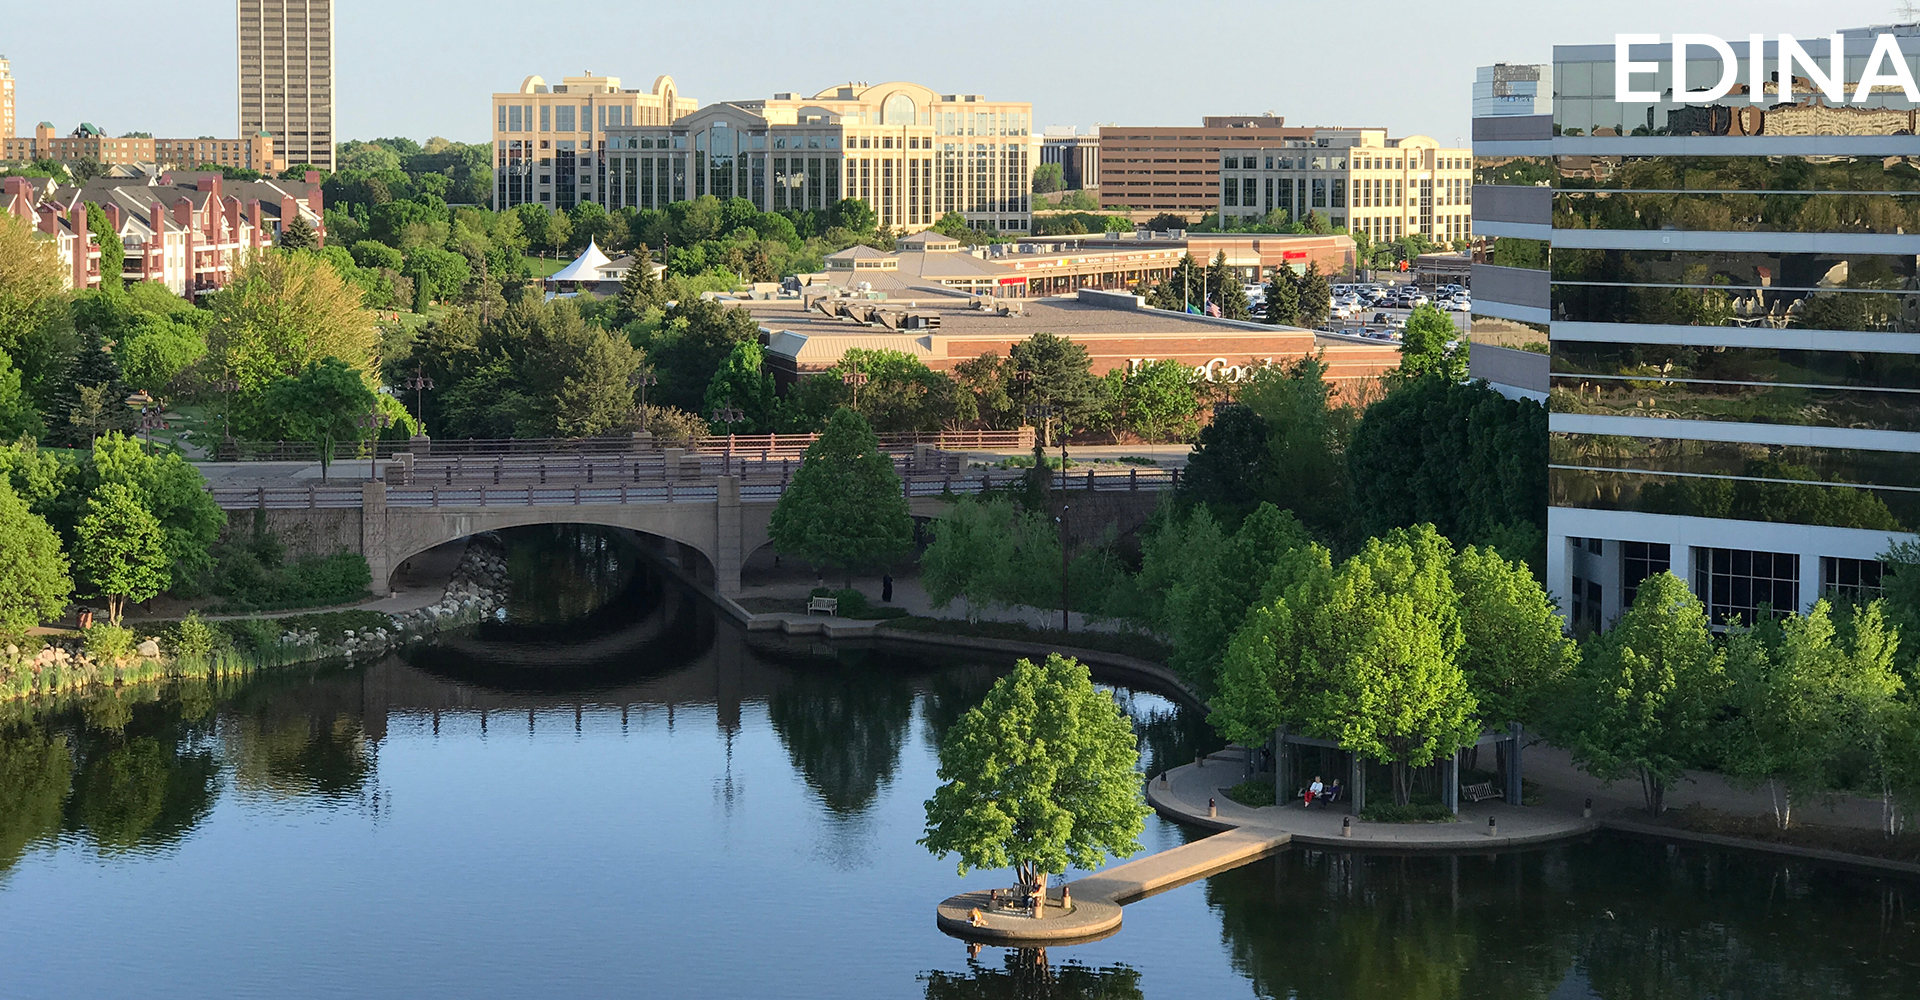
[[1472, 30, 1920, 630]]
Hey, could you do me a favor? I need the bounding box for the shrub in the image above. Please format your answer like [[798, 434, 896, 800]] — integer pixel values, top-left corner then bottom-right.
[[220, 616, 283, 652], [811, 586, 872, 617], [1359, 801, 1458, 823], [168, 611, 220, 659], [1224, 779, 1276, 808], [83, 623, 138, 662]]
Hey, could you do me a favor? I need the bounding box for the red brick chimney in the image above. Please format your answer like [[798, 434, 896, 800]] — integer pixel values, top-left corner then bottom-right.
[[149, 202, 167, 282], [280, 194, 297, 242], [248, 200, 263, 248], [102, 202, 121, 230], [304, 170, 320, 185]]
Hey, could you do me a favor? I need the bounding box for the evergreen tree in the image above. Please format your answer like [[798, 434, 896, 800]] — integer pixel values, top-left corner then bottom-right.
[[1209, 251, 1250, 320], [277, 215, 319, 251], [1263, 267, 1300, 326], [768, 408, 912, 585], [1296, 263, 1332, 327]]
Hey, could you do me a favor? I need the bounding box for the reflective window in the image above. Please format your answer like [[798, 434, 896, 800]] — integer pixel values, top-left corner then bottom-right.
[[1489, 236, 1548, 270], [1551, 342, 1920, 390], [1620, 541, 1671, 609], [1550, 468, 1916, 532], [1551, 433, 1920, 490], [1551, 282, 1920, 333], [1549, 377, 1920, 431], [1695, 548, 1802, 626], [1822, 556, 1885, 603], [1557, 155, 1920, 192], [1551, 248, 1918, 289], [1556, 190, 1920, 234]]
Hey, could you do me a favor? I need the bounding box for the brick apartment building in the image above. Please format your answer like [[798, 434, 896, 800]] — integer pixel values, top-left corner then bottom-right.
[[1097, 115, 1384, 220], [4, 122, 285, 175]]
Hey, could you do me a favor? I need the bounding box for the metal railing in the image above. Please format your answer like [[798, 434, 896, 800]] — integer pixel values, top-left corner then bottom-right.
[[208, 467, 1178, 510], [216, 428, 1037, 463]]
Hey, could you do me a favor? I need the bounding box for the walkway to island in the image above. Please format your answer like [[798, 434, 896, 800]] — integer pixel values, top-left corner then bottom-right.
[[935, 748, 1599, 945]]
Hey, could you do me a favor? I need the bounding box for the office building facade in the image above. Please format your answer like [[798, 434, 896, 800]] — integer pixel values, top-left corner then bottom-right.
[[1471, 33, 1920, 632], [1, 57, 14, 142], [1040, 127, 1100, 189], [237, 0, 334, 170], [1216, 129, 1475, 244], [5, 122, 282, 174], [490, 73, 698, 210], [596, 81, 1034, 233], [1098, 116, 1380, 219]]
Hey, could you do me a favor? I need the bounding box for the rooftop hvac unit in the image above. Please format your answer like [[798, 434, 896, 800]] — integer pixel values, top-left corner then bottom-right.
[[1168, 229, 1186, 239]]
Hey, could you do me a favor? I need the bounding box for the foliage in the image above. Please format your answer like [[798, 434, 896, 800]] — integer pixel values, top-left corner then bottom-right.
[[1359, 801, 1458, 823], [1009, 333, 1103, 443], [632, 402, 707, 445], [634, 297, 760, 412], [920, 654, 1150, 898], [1235, 354, 1355, 534], [277, 215, 319, 252], [1032, 162, 1065, 194], [0, 478, 71, 641], [1135, 503, 1316, 695], [1263, 267, 1302, 326], [207, 532, 372, 612], [702, 339, 777, 433], [920, 495, 1121, 623], [85, 203, 125, 282], [1099, 359, 1200, 442], [81, 622, 139, 662], [1178, 404, 1273, 521], [166, 611, 220, 660], [85, 433, 227, 586], [781, 348, 964, 434], [1394, 304, 1466, 385], [769, 408, 913, 582], [251, 359, 376, 478], [1347, 378, 1548, 551], [0, 212, 72, 404], [1554, 572, 1726, 814], [1450, 543, 1577, 726], [1224, 779, 1277, 807], [208, 250, 379, 393], [73, 481, 170, 624], [1208, 252, 1251, 320], [0, 348, 41, 441]]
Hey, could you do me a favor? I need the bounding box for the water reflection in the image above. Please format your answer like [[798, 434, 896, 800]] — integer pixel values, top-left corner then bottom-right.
[[922, 950, 1145, 1000], [2, 527, 1917, 999], [1203, 839, 1920, 1000]]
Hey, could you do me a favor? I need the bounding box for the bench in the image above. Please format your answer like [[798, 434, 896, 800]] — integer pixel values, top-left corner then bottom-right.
[[806, 596, 839, 616], [1461, 781, 1504, 804]]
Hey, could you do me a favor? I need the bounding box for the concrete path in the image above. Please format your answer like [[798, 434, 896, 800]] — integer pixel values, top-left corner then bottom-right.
[[936, 749, 1596, 945]]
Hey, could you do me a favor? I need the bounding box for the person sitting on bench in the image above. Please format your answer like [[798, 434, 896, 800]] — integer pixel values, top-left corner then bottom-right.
[[1321, 778, 1343, 806], [1303, 775, 1324, 807]]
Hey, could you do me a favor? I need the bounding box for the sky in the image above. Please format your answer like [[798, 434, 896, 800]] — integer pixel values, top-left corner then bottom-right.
[[4, 0, 1911, 146]]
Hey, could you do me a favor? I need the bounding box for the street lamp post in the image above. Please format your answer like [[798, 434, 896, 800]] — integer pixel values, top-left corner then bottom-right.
[[709, 401, 745, 431], [628, 370, 659, 410], [402, 366, 435, 430], [357, 407, 391, 481], [841, 366, 870, 409], [1056, 503, 1070, 633], [124, 390, 165, 448], [213, 376, 239, 455]]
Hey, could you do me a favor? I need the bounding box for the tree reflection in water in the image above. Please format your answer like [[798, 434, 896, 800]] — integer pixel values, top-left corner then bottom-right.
[[768, 650, 916, 816], [495, 525, 642, 628], [922, 949, 1144, 1000], [1204, 838, 1920, 1000]]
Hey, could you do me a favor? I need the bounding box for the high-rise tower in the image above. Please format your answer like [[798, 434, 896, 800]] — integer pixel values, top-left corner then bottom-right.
[[1, 56, 15, 140], [237, 0, 334, 171]]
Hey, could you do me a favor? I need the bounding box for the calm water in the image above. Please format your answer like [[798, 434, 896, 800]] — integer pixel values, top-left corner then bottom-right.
[[2, 526, 1917, 999]]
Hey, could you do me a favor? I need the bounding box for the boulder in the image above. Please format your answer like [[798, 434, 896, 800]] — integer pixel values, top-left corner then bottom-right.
[[136, 639, 161, 658]]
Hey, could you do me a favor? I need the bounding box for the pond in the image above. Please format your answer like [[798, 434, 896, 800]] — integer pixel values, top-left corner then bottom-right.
[[2, 526, 1917, 999]]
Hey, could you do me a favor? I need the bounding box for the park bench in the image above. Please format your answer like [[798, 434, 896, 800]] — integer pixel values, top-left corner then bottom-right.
[[1460, 781, 1504, 804], [806, 596, 839, 616]]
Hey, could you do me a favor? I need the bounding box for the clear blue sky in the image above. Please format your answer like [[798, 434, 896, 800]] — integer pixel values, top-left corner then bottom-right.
[[5, 0, 1906, 145]]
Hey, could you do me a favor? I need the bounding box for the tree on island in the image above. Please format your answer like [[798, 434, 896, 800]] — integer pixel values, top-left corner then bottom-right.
[[768, 407, 912, 587], [921, 654, 1150, 913], [73, 482, 169, 625]]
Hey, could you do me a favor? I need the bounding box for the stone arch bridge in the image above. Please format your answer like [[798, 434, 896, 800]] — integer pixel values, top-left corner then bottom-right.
[[211, 469, 1174, 597]]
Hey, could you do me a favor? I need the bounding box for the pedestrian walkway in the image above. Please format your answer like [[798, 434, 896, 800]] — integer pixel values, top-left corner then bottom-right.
[[935, 749, 1597, 945]]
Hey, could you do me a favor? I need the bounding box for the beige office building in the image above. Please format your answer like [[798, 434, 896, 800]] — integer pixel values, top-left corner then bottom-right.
[[1, 57, 14, 142], [5, 122, 283, 174], [597, 81, 1034, 232], [491, 74, 698, 210], [237, 0, 334, 171], [1217, 130, 1475, 245]]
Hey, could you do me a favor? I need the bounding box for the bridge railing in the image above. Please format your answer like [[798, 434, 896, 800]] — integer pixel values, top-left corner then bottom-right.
[[394, 451, 963, 487], [208, 467, 1177, 510], [216, 428, 1036, 463]]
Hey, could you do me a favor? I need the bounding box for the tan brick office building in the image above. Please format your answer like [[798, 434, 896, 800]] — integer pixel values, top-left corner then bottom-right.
[[237, 0, 334, 170], [490, 73, 699, 210], [1097, 116, 1382, 219], [1216, 130, 1475, 245], [5, 122, 283, 174]]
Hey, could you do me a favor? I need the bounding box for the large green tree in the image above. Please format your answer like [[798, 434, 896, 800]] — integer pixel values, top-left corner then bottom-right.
[[702, 339, 778, 433], [1394, 303, 1466, 384], [920, 654, 1150, 909], [73, 481, 169, 624], [1008, 333, 1102, 445], [208, 250, 379, 393], [1208, 251, 1251, 320], [1450, 543, 1577, 728], [0, 478, 71, 641], [253, 359, 378, 480], [85, 433, 227, 585], [1556, 572, 1726, 814], [768, 408, 912, 584], [1177, 403, 1274, 522]]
